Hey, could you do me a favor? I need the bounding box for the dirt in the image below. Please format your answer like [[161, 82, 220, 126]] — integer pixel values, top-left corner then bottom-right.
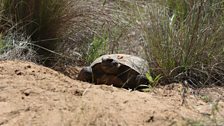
[[0, 60, 224, 126]]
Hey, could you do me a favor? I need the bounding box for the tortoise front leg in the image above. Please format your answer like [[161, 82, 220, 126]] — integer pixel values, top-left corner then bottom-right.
[[77, 66, 93, 83]]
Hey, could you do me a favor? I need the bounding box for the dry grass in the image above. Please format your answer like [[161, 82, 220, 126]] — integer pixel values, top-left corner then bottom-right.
[[130, 0, 224, 87], [53, 0, 139, 66], [0, 0, 75, 64], [1, 0, 224, 87]]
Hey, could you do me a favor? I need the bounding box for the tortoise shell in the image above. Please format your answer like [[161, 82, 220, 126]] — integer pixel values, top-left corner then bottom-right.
[[77, 54, 149, 89], [90, 54, 149, 75]]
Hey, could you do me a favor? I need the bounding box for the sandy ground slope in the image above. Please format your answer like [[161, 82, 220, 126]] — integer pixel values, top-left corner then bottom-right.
[[0, 60, 223, 126]]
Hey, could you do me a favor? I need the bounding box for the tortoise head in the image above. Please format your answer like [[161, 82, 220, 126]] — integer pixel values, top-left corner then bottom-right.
[[77, 66, 93, 82], [100, 57, 121, 74]]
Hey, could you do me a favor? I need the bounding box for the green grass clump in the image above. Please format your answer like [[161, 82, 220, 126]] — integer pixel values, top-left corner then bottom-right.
[[0, 33, 4, 53], [127, 1, 224, 87], [85, 33, 109, 64], [0, 33, 3, 45]]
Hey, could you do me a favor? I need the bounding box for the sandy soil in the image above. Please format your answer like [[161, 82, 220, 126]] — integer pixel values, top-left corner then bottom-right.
[[0, 60, 224, 126]]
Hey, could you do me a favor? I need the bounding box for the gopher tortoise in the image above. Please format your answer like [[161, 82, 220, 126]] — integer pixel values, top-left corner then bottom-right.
[[77, 54, 149, 89]]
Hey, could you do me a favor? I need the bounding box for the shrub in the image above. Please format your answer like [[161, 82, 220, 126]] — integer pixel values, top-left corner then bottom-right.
[[0, 0, 73, 64], [127, 0, 224, 87]]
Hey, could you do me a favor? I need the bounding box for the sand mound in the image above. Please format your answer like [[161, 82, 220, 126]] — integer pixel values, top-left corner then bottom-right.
[[0, 60, 223, 126]]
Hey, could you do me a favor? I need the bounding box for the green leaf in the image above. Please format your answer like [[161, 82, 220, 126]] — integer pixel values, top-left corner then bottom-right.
[[154, 74, 162, 82], [146, 72, 154, 83]]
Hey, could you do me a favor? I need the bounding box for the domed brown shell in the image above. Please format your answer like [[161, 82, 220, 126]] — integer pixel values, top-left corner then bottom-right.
[[90, 54, 149, 75]]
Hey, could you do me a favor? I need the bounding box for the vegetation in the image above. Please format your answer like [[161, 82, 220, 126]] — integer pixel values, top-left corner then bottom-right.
[[1, 0, 72, 39], [0, 0, 224, 87], [0, 0, 74, 64], [85, 33, 109, 64], [126, 0, 224, 87], [0, 34, 3, 52]]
